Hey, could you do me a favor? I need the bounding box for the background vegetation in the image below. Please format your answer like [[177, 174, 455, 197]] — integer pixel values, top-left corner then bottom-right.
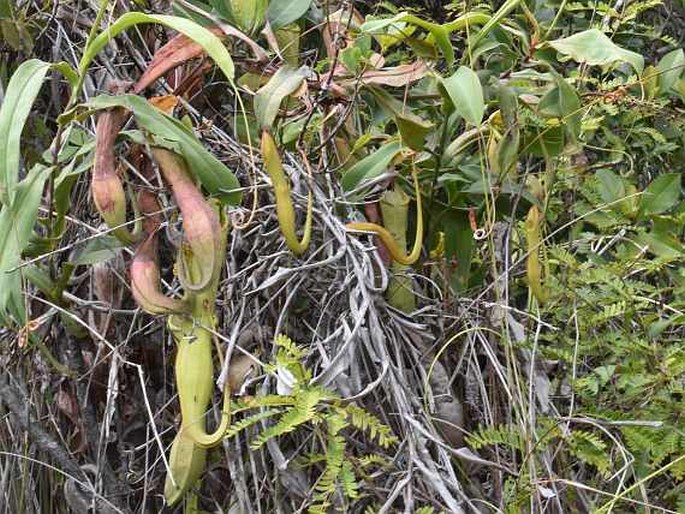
[[0, 0, 683, 512]]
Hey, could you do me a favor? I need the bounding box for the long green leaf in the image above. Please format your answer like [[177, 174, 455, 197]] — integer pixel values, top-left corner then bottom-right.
[[80, 13, 234, 86], [267, 0, 312, 30], [368, 87, 433, 151], [0, 164, 52, 324], [0, 59, 51, 205], [440, 66, 485, 126], [341, 141, 407, 193], [549, 29, 644, 74], [254, 65, 310, 129], [638, 173, 681, 219], [89, 94, 242, 205], [657, 48, 685, 95]]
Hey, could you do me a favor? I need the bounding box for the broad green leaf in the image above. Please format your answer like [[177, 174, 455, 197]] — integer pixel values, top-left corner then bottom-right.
[[73, 236, 125, 266], [254, 65, 310, 129], [675, 78, 685, 101], [638, 173, 681, 218], [0, 164, 51, 325], [647, 317, 675, 339], [376, 21, 415, 53], [213, 0, 268, 34], [595, 168, 637, 217], [596, 168, 626, 204], [442, 209, 474, 292], [369, 87, 433, 151], [341, 141, 407, 193], [0, 59, 51, 205], [395, 114, 433, 152], [89, 94, 242, 205], [523, 123, 564, 158], [642, 65, 660, 99], [81, 13, 234, 86], [548, 29, 644, 73], [657, 48, 685, 95], [440, 66, 485, 126], [538, 71, 582, 141], [267, 0, 312, 30], [632, 231, 682, 260]]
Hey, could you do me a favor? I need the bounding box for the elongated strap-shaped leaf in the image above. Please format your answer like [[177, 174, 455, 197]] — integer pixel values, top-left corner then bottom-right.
[[0, 164, 52, 324], [341, 141, 408, 194], [0, 58, 77, 206], [440, 66, 485, 126], [80, 13, 234, 87], [0, 59, 51, 205], [254, 65, 310, 129], [89, 94, 242, 205], [362, 13, 453, 66]]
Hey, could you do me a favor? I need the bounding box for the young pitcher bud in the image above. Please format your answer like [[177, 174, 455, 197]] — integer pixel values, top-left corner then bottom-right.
[[150, 148, 221, 291], [130, 235, 187, 315], [92, 109, 138, 244], [129, 182, 186, 315]]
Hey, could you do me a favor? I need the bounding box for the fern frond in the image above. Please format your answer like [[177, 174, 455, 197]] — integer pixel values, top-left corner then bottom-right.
[[250, 388, 324, 449], [274, 333, 306, 361], [225, 410, 282, 438], [466, 424, 523, 451], [568, 430, 611, 476], [233, 394, 296, 412], [357, 454, 391, 469], [346, 404, 398, 448], [312, 413, 356, 511]]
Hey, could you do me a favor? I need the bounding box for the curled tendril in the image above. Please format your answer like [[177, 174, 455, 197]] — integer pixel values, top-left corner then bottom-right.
[[346, 164, 423, 266]]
